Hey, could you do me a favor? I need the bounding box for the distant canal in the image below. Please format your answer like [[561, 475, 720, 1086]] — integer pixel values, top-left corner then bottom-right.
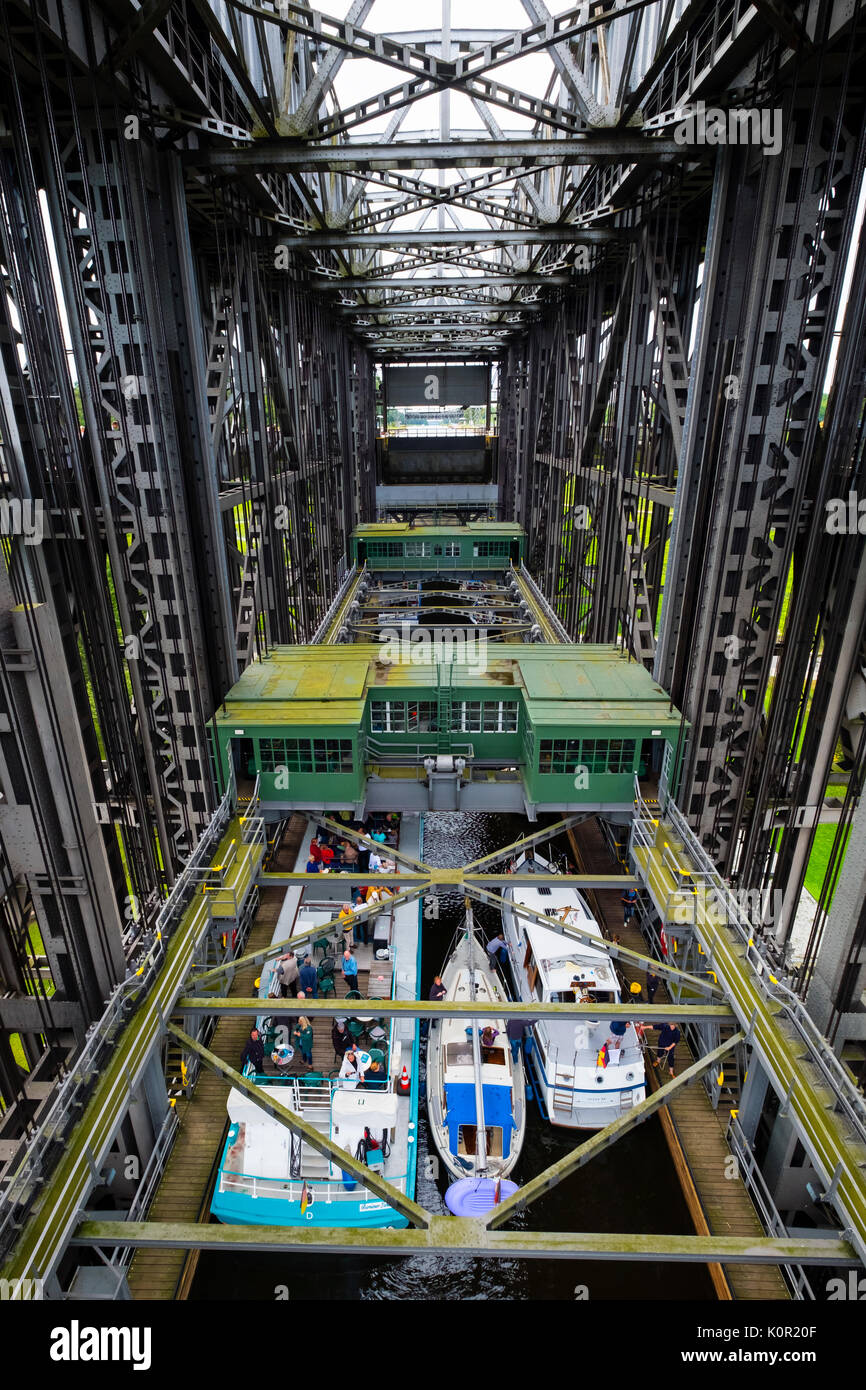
[[191, 812, 714, 1302]]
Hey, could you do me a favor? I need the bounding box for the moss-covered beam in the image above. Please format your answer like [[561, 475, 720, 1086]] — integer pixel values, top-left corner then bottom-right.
[[257, 870, 642, 888], [175, 998, 735, 1021], [71, 1219, 858, 1265], [486, 1034, 745, 1229]]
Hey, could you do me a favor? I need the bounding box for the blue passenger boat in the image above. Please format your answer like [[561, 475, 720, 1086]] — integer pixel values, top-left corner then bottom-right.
[[211, 824, 422, 1229]]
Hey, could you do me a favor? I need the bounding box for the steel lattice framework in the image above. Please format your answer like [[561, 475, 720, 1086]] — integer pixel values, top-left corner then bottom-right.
[[0, 0, 865, 1260]]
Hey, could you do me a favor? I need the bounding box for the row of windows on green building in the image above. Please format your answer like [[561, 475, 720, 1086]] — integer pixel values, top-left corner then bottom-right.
[[256, 729, 638, 775], [365, 539, 511, 558], [369, 699, 518, 733]]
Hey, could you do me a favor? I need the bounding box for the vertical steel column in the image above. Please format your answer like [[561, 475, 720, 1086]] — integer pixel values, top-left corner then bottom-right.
[[667, 93, 862, 869]]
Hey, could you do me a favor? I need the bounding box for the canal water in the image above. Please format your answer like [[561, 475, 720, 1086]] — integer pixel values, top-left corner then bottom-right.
[[191, 812, 714, 1301]]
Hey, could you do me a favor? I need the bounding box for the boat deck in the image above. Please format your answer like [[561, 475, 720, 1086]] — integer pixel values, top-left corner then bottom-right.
[[568, 819, 789, 1301]]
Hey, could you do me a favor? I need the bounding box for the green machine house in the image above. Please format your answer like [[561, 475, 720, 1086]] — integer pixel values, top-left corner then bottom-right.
[[214, 645, 685, 818]]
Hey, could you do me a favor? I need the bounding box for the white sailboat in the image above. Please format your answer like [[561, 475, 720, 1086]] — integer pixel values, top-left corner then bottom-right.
[[426, 918, 526, 1181]]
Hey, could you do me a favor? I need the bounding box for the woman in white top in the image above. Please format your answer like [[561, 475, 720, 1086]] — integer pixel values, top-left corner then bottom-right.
[[338, 1047, 362, 1089]]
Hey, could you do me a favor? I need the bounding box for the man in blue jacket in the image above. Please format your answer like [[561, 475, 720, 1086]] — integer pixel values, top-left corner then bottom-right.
[[299, 955, 319, 998], [240, 1028, 265, 1074], [652, 1021, 681, 1078]]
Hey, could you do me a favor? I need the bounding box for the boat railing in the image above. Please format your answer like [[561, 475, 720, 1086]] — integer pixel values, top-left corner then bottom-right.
[[245, 1074, 393, 1105], [217, 1169, 408, 1203]]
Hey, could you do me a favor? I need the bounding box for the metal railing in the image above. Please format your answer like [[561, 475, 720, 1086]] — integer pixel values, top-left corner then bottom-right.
[[217, 1169, 407, 1204], [384, 425, 489, 437], [726, 1114, 814, 1300], [631, 781, 866, 1148], [516, 564, 571, 642], [0, 779, 234, 1251], [107, 1106, 180, 1271], [312, 562, 361, 644], [364, 734, 475, 762]]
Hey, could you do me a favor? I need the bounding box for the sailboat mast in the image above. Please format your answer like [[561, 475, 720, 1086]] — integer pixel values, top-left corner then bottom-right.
[[466, 904, 488, 1175]]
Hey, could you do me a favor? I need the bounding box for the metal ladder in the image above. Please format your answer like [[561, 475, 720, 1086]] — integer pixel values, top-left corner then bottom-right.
[[436, 662, 453, 756], [618, 506, 657, 664], [234, 521, 262, 668], [300, 1092, 332, 1177], [552, 1065, 573, 1112]]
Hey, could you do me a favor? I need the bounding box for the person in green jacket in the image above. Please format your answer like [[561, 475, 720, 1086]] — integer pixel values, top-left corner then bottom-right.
[[292, 1017, 314, 1066]]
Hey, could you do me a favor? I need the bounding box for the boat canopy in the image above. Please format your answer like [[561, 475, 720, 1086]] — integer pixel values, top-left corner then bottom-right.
[[332, 1090, 399, 1130], [227, 1084, 300, 1124], [519, 920, 619, 998], [445, 1081, 515, 1158]]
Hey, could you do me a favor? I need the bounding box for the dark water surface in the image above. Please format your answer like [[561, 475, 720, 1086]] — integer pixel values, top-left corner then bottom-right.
[[191, 812, 714, 1301]]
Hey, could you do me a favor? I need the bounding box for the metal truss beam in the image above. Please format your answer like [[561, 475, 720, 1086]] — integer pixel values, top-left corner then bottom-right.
[[314, 276, 571, 290], [72, 1220, 857, 1264], [194, 137, 687, 173], [229, 0, 659, 85], [668, 94, 865, 866], [309, 69, 594, 143], [285, 0, 376, 134], [175, 998, 735, 1021]]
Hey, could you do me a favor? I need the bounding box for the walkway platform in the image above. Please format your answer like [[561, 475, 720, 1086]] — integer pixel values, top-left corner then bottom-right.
[[204, 816, 263, 918], [127, 891, 282, 1300], [632, 805, 866, 1267], [569, 820, 789, 1300]]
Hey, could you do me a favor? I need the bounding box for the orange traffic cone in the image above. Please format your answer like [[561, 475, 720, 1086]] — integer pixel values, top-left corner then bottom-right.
[[396, 1064, 410, 1096]]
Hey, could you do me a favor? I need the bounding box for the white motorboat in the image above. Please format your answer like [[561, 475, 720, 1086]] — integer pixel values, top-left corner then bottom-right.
[[500, 851, 645, 1128]]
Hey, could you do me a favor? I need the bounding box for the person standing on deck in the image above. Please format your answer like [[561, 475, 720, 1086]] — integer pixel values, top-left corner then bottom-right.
[[240, 1028, 265, 1074], [332, 1019, 351, 1058], [341, 947, 359, 991], [486, 933, 508, 967], [621, 887, 638, 923], [646, 969, 660, 1005], [506, 1018, 525, 1062], [299, 956, 318, 998], [277, 951, 299, 997], [340, 841, 359, 870], [338, 903, 356, 948], [651, 1021, 681, 1078], [429, 975, 446, 1001], [292, 1017, 314, 1067]]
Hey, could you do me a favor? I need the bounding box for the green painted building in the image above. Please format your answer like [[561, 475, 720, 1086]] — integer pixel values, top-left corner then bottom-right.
[[351, 521, 524, 570], [214, 645, 686, 815]]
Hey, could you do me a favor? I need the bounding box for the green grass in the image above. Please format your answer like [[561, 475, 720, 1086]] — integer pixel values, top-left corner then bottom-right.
[[804, 822, 850, 904]]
